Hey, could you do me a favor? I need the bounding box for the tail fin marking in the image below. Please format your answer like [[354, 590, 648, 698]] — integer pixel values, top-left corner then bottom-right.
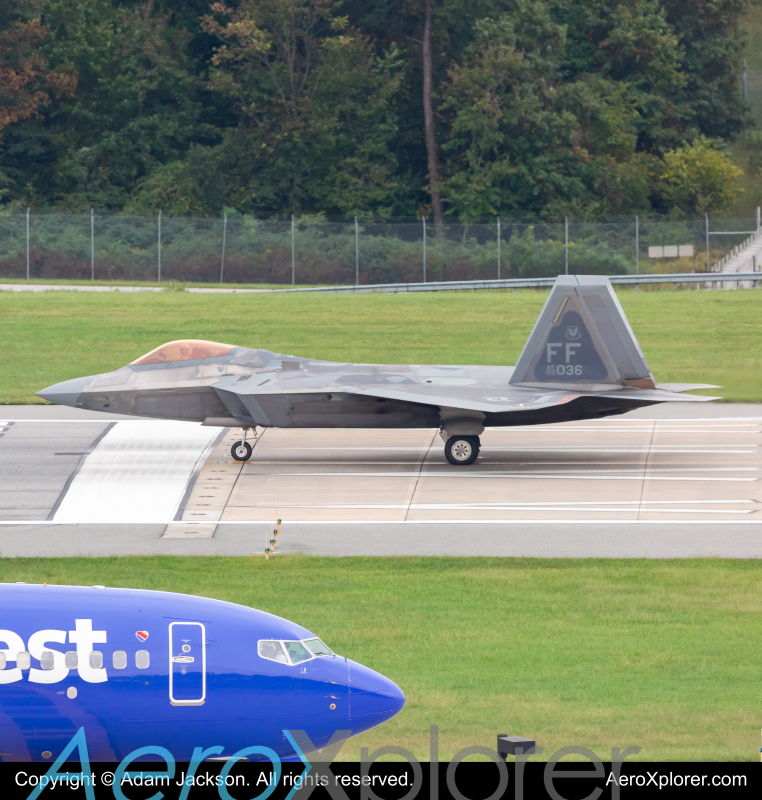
[[509, 275, 655, 391]]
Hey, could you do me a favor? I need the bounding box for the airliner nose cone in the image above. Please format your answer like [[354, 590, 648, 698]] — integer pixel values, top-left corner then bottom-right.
[[36, 376, 87, 407], [349, 661, 405, 734]]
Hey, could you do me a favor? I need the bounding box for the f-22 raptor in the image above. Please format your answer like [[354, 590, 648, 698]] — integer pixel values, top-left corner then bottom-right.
[[38, 276, 718, 465]]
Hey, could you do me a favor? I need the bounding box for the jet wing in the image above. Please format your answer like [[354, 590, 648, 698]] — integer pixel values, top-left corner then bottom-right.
[[323, 384, 579, 412], [215, 379, 581, 414]]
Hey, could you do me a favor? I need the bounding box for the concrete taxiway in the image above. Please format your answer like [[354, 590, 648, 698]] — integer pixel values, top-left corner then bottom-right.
[[1, 404, 761, 557]]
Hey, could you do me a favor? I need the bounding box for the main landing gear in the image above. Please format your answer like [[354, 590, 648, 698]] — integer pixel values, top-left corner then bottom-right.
[[444, 434, 480, 466], [231, 427, 257, 462]]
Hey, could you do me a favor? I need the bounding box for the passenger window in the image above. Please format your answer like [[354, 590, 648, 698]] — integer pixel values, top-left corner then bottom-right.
[[284, 641, 312, 664], [65, 651, 78, 669], [135, 650, 150, 669], [89, 651, 103, 670], [113, 651, 127, 669], [17, 652, 31, 670], [258, 641, 288, 664], [0, 653, 5, 669], [303, 638, 333, 657], [40, 651, 55, 670]]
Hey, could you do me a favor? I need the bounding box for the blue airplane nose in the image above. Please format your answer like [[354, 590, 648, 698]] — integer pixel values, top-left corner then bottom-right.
[[36, 376, 88, 407], [348, 661, 404, 734]]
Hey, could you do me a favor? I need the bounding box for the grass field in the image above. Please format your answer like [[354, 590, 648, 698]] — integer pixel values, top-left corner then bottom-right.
[[0, 555, 760, 762], [1, 287, 761, 403]]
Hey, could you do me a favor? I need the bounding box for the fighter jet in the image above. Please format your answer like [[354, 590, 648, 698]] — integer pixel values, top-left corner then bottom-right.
[[38, 275, 718, 466]]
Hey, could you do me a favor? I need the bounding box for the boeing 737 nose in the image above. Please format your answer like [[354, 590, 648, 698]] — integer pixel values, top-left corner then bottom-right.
[[36, 376, 88, 407], [348, 661, 405, 734]]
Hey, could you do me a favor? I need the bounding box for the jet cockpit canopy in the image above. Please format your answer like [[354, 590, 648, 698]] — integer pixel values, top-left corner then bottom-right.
[[132, 339, 236, 366]]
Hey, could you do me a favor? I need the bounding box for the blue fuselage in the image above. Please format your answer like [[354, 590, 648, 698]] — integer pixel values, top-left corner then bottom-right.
[[0, 584, 403, 762]]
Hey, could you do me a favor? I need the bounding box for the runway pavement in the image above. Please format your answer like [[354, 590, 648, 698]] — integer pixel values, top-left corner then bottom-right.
[[1, 404, 761, 557]]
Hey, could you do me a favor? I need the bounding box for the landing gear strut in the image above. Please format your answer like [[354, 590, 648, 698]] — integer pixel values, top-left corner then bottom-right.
[[444, 435, 480, 466], [231, 427, 256, 462]]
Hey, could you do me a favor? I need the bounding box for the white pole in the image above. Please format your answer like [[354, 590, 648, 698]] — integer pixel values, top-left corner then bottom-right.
[[26, 207, 30, 280], [291, 214, 295, 285], [564, 216, 568, 275], [705, 213, 710, 271], [90, 208, 94, 281], [355, 216, 359, 286], [158, 209, 162, 282], [757, 206, 760, 233], [634, 215, 639, 292], [497, 217, 501, 279], [220, 211, 227, 284], [423, 217, 426, 282], [635, 215, 639, 276]]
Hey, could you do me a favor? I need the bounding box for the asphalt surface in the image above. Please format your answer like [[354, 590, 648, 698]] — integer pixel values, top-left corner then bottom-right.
[[1, 403, 761, 557]]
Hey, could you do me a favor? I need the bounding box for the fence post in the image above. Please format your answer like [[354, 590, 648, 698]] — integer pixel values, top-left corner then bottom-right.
[[423, 217, 427, 282], [90, 208, 94, 281], [635, 215, 639, 292], [497, 216, 501, 279], [355, 216, 359, 286], [564, 216, 568, 275], [26, 207, 30, 280], [158, 209, 162, 282], [757, 206, 760, 233], [291, 214, 295, 285], [219, 211, 227, 284], [705, 213, 709, 271]]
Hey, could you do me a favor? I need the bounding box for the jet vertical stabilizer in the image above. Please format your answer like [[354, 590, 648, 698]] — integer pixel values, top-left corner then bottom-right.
[[509, 275, 656, 391]]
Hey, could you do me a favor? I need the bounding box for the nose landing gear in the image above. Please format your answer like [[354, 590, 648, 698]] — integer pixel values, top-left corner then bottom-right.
[[231, 427, 257, 462], [444, 435, 480, 465], [231, 440, 252, 461]]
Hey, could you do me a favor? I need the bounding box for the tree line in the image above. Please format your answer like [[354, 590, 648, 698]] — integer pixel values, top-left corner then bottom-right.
[[0, 0, 754, 221]]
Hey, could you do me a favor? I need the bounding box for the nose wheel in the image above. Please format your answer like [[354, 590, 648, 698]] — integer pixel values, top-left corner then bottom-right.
[[231, 441, 252, 461], [231, 427, 257, 462], [444, 435, 480, 465]]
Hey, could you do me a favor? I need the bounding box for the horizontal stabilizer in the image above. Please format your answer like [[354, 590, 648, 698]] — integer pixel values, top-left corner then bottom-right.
[[655, 383, 721, 393]]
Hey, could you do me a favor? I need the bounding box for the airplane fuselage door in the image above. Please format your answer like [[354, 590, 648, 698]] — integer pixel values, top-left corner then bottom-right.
[[169, 622, 206, 706]]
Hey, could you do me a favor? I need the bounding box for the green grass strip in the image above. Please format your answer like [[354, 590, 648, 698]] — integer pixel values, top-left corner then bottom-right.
[[1, 554, 760, 761], [1, 288, 761, 403]]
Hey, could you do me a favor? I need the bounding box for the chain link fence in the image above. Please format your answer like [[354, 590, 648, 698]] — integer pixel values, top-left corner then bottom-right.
[[0, 210, 758, 285]]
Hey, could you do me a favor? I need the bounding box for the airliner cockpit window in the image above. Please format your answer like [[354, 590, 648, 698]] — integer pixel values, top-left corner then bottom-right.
[[303, 638, 332, 657], [258, 641, 288, 664], [132, 340, 236, 366], [284, 641, 312, 664]]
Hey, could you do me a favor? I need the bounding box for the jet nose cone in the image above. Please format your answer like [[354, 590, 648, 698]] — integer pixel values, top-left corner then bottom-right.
[[36, 376, 87, 407], [349, 661, 405, 734]]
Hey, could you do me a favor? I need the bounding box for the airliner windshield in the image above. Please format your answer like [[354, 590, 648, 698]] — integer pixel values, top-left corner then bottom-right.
[[304, 638, 333, 657], [258, 638, 334, 665]]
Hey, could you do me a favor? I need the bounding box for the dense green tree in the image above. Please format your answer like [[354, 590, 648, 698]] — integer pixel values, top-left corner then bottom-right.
[[1, 0, 212, 209], [662, 0, 750, 141], [0, 0, 754, 217], [200, 0, 404, 217], [439, 4, 661, 219], [0, 0, 74, 136], [657, 136, 744, 214]]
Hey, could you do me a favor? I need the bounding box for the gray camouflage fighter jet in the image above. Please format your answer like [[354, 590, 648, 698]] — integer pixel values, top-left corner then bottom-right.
[[38, 275, 718, 465]]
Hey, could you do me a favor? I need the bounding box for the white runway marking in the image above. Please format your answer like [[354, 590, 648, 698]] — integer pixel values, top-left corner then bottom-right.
[[239, 504, 756, 514], [273, 445, 757, 454], [52, 421, 222, 523], [4, 519, 762, 525], [252, 471, 758, 481]]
